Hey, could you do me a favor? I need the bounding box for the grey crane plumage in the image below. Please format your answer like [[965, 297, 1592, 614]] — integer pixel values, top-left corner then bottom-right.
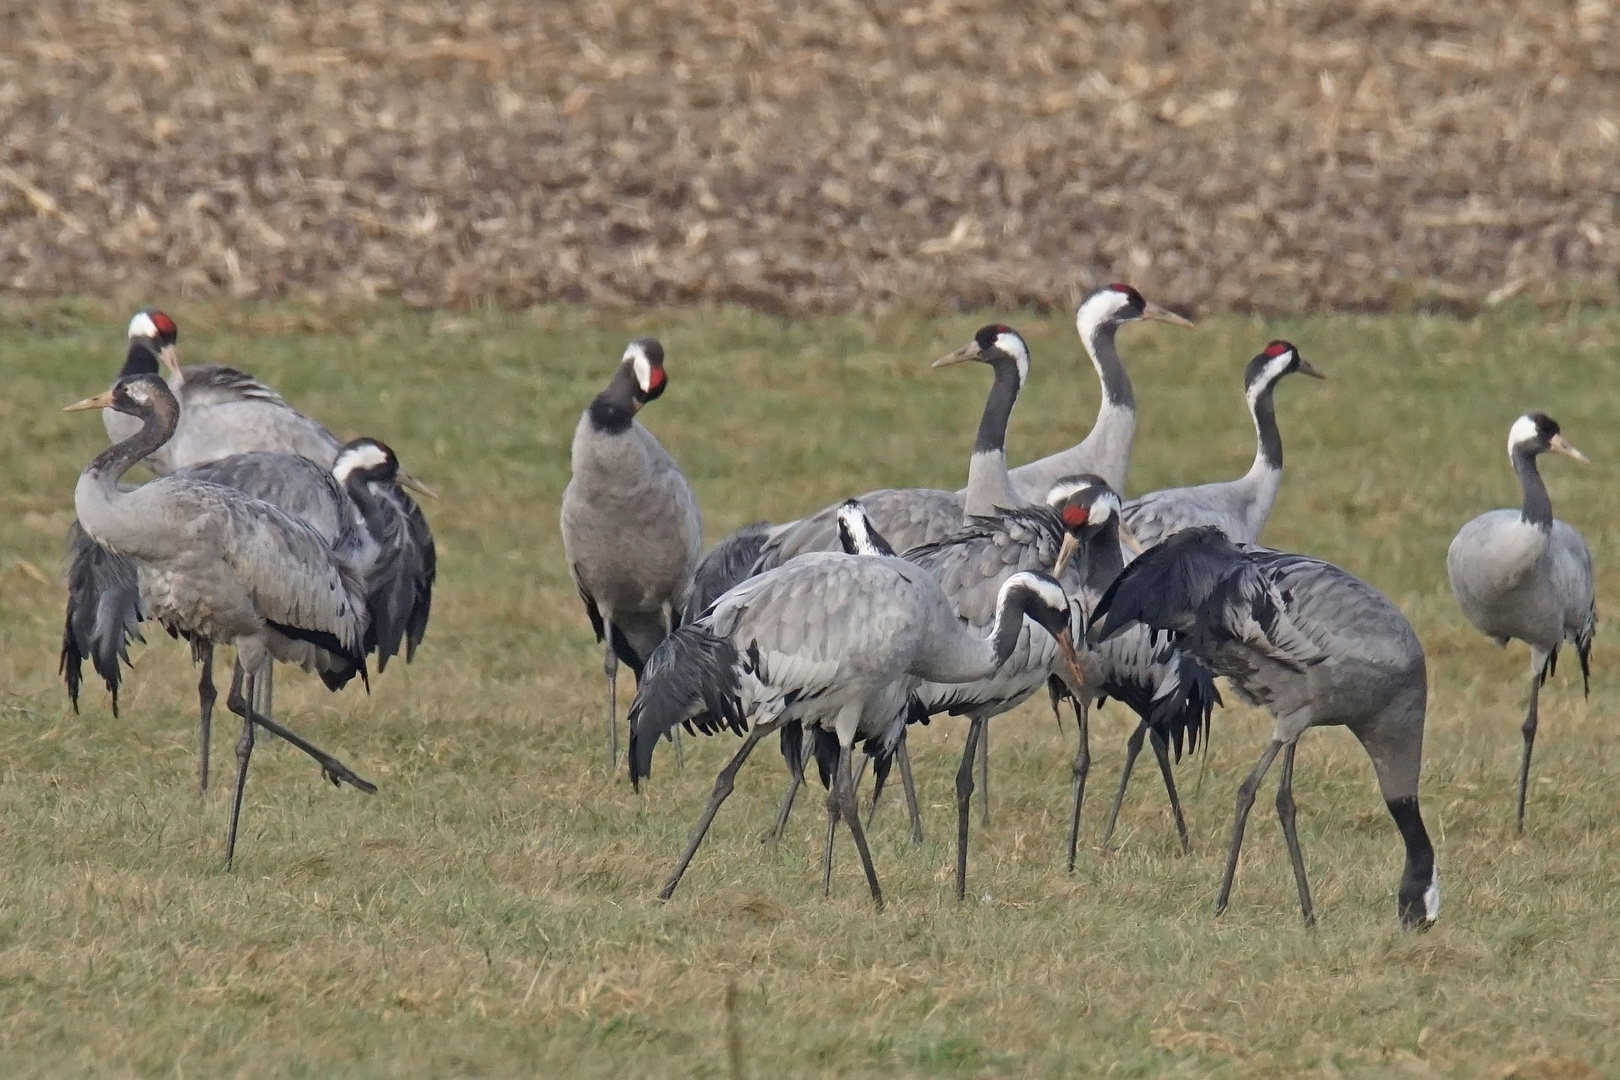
[[66, 374, 378, 867], [561, 338, 704, 769], [110, 310, 352, 473], [62, 437, 436, 796], [1122, 341, 1325, 546], [628, 508, 1072, 908], [1091, 527, 1439, 929], [1447, 412, 1594, 833]]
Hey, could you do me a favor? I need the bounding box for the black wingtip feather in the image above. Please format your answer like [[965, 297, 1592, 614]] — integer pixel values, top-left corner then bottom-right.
[[684, 522, 773, 623], [627, 624, 744, 786]]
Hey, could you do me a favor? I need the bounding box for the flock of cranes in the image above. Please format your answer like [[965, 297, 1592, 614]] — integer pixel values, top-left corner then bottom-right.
[[48, 293, 1595, 931], [563, 283, 1597, 929]]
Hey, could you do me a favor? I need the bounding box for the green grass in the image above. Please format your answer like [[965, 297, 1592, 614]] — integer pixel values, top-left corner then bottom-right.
[[2, 298, 1619, 1077]]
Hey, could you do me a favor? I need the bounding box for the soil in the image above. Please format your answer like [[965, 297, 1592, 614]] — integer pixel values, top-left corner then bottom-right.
[[3, 1, 1618, 316]]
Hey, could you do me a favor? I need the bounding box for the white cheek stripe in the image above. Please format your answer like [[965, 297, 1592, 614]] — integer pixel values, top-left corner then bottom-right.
[[632, 350, 653, 393]]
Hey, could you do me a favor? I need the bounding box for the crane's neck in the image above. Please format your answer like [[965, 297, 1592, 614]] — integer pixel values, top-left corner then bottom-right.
[[86, 401, 178, 489], [1073, 321, 1136, 493], [1235, 377, 1286, 526], [1071, 519, 1127, 604], [119, 341, 162, 379], [920, 583, 1050, 684], [586, 365, 641, 435], [1512, 447, 1553, 530], [962, 357, 1024, 518], [76, 396, 181, 556]]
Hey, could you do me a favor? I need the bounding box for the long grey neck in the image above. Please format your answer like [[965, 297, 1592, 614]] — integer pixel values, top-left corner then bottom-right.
[[87, 405, 176, 492], [1513, 448, 1553, 530], [1002, 323, 1136, 498], [1236, 380, 1285, 526], [962, 357, 1024, 518]]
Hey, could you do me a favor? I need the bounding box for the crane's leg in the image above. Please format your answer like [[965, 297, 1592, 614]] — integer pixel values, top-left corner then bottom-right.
[[1516, 666, 1544, 835], [223, 662, 260, 869], [836, 741, 884, 910], [1149, 727, 1192, 855], [976, 722, 991, 827], [1275, 741, 1314, 928], [821, 737, 842, 897], [954, 715, 987, 901], [1064, 698, 1092, 873], [604, 643, 619, 771], [195, 641, 215, 797], [896, 736, 924, 845], [225, 661, 376, 794], [770, 724, 810, 843], [1216, 738, 1285, 917], [670, 727, 685, 771], [658, 723, 774, 901], [1100, 717, 1147, 853]]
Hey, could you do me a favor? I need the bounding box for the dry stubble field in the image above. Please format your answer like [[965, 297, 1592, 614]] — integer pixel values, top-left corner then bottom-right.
[[0, 299, 1618, 1076]]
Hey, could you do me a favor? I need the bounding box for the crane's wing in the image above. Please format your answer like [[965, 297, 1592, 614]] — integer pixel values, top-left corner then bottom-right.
[[685, 521, 773, 623], [755, 488, 965, 571], [175, 452, 350, 544], [60, 520, 145, 716], [1121, 483, 1248, 548], [177, 364, 292, 407], [357, 481, 437, 670], [904, 506, 1065, 630]]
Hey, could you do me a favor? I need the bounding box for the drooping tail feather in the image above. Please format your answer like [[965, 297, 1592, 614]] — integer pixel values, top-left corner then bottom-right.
[[683, 522, 773, 623], [628, 624, 744, 788], [60, 521, 144, 717]]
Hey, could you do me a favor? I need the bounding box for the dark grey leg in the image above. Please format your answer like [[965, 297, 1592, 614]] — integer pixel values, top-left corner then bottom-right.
[[657, 723, 773, 901], [837, 742, 884, 909], [821, 763, 841, 898], [1100, 717, 1146, 853], [976, 721, 990, 827], [1516, 671, 1542, 835], [196, 642, 215, 797], [224, 663, 256, 869], [771, 725, 812, 842], [896, 736, 923, 844], [1275, 741, 1314, 927], [955, 715, 986, 901], [670, 727, 685, 771], [226, 662, 375, 793], [1217, 738, 1285, 917], [1064, 698, 1091, 873], [604, 644, 619, 771], [1149, 727, 1192, 854]]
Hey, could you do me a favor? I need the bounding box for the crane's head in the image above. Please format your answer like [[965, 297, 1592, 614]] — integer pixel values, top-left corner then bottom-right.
[[932, 324, 1030, 390], [835, 499, 897, 557], [335, 437, 439, 499], [121, 309, 180, 379], [1075, 283, 1194, 343], [1509, 412, 1588, 464], [992, 570, 1074, 666], [1046, 474, 1141, 575], [1244, 340, 1325, 401], [65, 372, 178, 421], [622, 338, 667, 406]]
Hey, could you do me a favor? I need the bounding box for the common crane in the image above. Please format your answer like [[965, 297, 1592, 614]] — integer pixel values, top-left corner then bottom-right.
[[1091, 528, 1439, 929], [1447, 412, 1594, 833]]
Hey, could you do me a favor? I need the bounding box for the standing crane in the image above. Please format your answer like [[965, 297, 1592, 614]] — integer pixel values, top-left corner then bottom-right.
[[62, 437, 436, 796], [1090, 527, 1439, 928], [561, 339, 703, 769], [1122, 341, 1325, 546], [65, 375, 377, 867], [1447, 412, 1594, 833], [628, 503, 1072, 908]]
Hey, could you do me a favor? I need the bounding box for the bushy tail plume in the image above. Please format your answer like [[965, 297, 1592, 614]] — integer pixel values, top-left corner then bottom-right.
[[628, 624, 744, 788]]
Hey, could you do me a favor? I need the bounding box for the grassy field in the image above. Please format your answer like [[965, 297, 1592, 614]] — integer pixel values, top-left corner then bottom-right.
[[1, 299, 1618, 1077]]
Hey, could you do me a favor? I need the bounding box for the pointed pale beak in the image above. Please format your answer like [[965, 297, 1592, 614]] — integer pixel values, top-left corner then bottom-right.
[[1296, 357, 1328, 380], [1055, 627, 1091, 698], [1141, 301, 1195, 328], [1054, 531, 1079, 577], [932, 341, 984, 368], [1549, 434, 1590, 463], [1118, 520, 1145, 554], [158, 344, 182, 381], [64, 389, 117, 412], [396, 469, 440, 499]]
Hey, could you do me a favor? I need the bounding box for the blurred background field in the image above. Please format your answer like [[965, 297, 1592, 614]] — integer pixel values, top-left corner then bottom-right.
[[2, 1, 1619, 315], [2, 301, 1619, 1076], [4, 0, 1620, 1076]]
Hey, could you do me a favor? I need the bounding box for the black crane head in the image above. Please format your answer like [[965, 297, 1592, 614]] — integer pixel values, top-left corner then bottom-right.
[[1509, 412, 1589, 464], [1243, 340, 1326, 392], [65, 372, 177, 421], [335, 437, 439, 499], [623, 338, 667, 405], [835, 499, 897, 557], [1046, 474, 1143, 572], [991, 570, 1073, 667], [120, 309, 179, 379], [1075, 283, 1194, 338], [933, 324, 1031, 389]]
